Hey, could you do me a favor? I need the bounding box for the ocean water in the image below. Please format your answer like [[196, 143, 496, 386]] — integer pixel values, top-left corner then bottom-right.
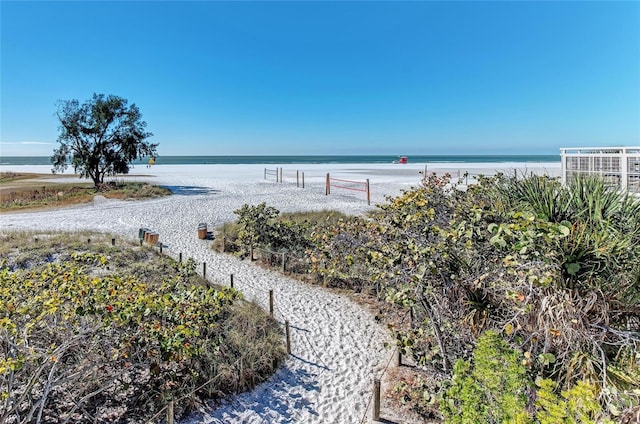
[[0, 154, 560, 166]]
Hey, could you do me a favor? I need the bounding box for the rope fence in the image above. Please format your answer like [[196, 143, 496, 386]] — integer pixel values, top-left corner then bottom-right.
[[37, 232, 410, 422], [211, 237, 414, 422]]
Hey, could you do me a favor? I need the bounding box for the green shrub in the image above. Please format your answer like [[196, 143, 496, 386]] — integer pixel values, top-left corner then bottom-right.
[[535, 378, 613, 424], [441, 330, 531, 424]]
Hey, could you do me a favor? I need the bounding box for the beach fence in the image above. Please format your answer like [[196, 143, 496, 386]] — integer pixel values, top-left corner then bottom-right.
[[134, 233, 310, 422], [264, 167, 280, 182], [264, 167, 307, 188], [325, 173, 371, 205], [214, 238, 414, 422], [90, 229, 407, 423]]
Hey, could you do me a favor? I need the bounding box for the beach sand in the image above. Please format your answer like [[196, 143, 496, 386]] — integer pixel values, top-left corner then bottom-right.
[[0, 161, 560, 423]]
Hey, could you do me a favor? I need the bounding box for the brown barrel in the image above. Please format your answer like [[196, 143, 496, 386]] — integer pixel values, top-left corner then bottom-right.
[[197, 223, 207, 240]]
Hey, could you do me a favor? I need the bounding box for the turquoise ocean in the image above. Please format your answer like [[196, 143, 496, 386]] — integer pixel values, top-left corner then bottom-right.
[[1, 154, 560, 166]]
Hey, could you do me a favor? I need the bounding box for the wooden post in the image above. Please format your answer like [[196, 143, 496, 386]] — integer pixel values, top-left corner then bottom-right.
[[279, 167, 283, 183], [179, 252, 182, 263], [397, 349, 402, 367], [87, 238, 91, 244], [140, 239, 143, 246], [325, 173, 330, 195], [203, 262, 206, 279], [366, 178, 370, 205], [281, 252, 286, 273], [264, 168, 266, 180], [222, 236, 226, 252], [230, 273, 234, 289], [296, 170, 299, 187], [373, 378, 381, 421], [35, 237, 38, 243], [269, 289, 274, 317], [250, 245, 254, 261], [111, 238, 115, 246], [285, 320, 291, 354], [159, 243, 163, 254], [167, 400, 174, 424], [302, 172, 305, 188]]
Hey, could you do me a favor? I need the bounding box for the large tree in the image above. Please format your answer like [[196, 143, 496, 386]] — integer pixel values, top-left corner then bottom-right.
[[52, 93, 157, 187]]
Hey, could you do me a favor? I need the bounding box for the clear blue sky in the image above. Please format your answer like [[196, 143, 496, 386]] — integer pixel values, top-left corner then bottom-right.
[[1, 1, 639, 157]]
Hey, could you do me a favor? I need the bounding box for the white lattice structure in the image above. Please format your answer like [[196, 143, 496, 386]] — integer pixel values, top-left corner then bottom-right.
[[560, 147, 640, 193]]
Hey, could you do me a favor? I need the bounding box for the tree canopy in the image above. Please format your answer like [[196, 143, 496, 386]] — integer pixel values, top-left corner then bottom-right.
[[51, 93, 157, 187]]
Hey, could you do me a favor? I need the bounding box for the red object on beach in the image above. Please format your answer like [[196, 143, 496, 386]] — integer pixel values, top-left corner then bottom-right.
[[398, 156, 408, 164]]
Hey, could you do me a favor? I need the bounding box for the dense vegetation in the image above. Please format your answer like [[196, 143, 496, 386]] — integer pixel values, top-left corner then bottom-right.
[[216, 173, 640, 422], [0, 233, 285, 423]]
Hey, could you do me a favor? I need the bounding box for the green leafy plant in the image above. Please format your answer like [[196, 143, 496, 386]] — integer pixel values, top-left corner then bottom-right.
[[441, 330, 531, 424]]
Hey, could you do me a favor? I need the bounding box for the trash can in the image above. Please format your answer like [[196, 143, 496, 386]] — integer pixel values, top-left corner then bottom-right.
[[147, 232, 159, 244], [139, 227, 150, 240], [197, 223, 207, 240]]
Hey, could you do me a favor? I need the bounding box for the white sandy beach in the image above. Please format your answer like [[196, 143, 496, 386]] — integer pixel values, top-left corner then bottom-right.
[[0, 161, 560, 423]]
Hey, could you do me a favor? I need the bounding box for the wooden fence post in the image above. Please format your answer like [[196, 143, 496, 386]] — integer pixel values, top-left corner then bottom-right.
[[167, 400, 174, 424], [325, 173, 330, 195], [373, 378, 381, 421], [203, 262, 206, 279], [250, 245, 254, 261], [179, 252, 182, 263], [111, 238, 115, 246], [279, 167, 283, 183], [302, 171, 305, 188], [230, 273, 234, 288], [285, 320, 291, 354], [159, 243, 163, 254], [269, 289, 274, 317], [397, 349, 402, 367], [366, 178, 370, 205], [264, 168, 266, 180], [296, 170, 299, 187], [281, 252, 286, 273], [87, 238, 91, 244]]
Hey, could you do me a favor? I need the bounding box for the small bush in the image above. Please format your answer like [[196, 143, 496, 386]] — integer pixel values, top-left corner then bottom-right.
[[440, 330, 531, 424]]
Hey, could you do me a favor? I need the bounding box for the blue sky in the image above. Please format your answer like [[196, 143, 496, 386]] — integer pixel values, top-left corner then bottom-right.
[[1, 1, 639, 156]]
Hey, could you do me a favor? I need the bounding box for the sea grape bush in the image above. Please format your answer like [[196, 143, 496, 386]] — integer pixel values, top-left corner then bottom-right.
[[1, 245, 285, 423]]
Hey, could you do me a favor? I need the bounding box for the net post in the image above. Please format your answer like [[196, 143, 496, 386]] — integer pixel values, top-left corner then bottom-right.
[[366, 179, 370, 205]]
